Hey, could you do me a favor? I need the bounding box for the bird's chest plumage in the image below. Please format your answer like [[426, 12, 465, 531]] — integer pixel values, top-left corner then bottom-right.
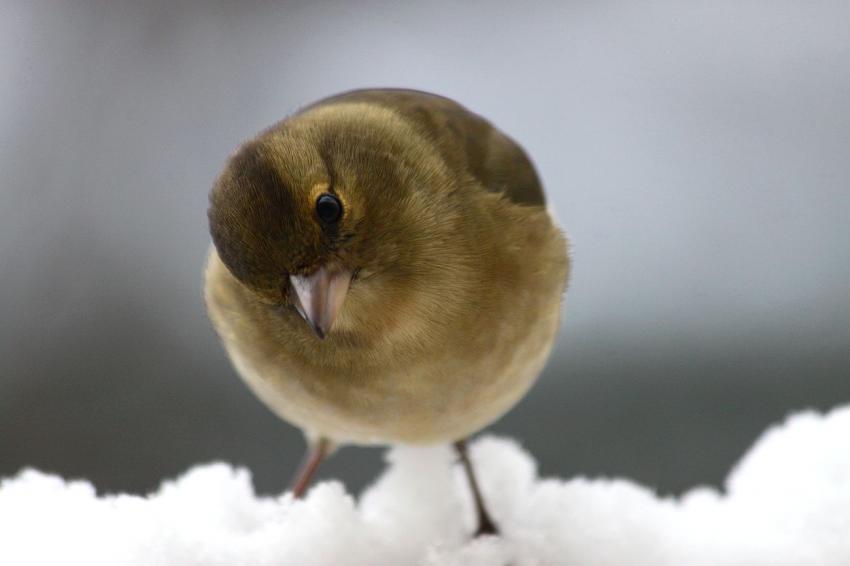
[[205, 212, 567, 446]]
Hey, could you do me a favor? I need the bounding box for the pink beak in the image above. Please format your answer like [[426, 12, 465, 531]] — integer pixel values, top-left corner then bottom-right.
[[289, 265, 352, 339]]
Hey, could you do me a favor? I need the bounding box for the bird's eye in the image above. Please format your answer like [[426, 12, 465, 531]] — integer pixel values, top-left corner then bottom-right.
[[315, 193, 343, 224]]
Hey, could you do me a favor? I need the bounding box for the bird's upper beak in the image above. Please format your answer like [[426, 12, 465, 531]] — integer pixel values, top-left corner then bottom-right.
[[289, 265, 352, 339]]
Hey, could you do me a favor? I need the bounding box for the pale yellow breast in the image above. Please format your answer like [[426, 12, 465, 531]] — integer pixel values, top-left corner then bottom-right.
[[204, 205, 569, 445]]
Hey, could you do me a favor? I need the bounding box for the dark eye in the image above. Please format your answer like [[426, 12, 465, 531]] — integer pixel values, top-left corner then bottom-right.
[[315, 193, 342, 224]]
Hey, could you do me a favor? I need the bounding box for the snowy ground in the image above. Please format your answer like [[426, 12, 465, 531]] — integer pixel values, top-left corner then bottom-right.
[[2, 405, 849, 566]]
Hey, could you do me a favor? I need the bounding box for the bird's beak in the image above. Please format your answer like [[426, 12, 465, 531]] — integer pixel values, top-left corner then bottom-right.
[[289, 265, 352, 339]]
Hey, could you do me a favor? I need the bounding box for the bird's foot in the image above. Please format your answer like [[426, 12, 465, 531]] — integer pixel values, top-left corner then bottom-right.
[[473, 514, 499, 538]]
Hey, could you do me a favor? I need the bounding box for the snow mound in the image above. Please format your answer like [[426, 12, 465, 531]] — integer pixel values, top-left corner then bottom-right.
[[2, 405, 850, 565]]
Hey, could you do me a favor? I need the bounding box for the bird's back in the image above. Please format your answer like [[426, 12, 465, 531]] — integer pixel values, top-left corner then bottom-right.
[[306, 89, 546, 208]]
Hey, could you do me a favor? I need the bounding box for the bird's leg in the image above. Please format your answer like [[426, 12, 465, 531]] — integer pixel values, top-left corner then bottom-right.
[[289, 437, 331, 498], [454, 439, 499, 537]]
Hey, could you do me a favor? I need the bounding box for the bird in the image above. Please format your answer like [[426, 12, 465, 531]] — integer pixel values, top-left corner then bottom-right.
[[204, 88, 569, 536]]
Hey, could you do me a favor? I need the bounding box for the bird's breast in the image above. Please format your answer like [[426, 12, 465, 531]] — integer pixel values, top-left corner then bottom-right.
[[204, 202, 568, 445]]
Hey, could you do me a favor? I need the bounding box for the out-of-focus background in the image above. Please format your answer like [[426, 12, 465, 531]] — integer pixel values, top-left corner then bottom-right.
[[2, 0, 848, 496]]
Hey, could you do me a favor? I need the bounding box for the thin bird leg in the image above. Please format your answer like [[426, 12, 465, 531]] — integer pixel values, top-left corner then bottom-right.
[[454, 439, 499, 536], [289, 437, 331, 498]]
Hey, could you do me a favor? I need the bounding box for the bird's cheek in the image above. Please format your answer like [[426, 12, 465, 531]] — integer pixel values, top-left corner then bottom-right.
[[250, 285, 287, 306]]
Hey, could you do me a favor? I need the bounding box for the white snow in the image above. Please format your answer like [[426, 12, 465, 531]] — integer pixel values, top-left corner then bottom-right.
[[3, 405, 850, 566]]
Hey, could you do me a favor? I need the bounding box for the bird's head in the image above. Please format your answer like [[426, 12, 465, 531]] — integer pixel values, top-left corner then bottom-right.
[[208, 103, 459, 340]]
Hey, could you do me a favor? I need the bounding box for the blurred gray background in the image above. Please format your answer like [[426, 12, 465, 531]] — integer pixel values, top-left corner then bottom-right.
[[1, 0, 848, 497]]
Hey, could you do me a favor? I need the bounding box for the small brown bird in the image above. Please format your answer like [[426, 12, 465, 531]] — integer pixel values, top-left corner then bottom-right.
[[204, 89, 569, 536]]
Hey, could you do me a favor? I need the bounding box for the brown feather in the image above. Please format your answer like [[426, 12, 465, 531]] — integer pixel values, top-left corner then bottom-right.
[[205, 89, 569, 445]]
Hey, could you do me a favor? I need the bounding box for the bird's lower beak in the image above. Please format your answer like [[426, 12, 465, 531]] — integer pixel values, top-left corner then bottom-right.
[[289, 265, 352, 339]]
